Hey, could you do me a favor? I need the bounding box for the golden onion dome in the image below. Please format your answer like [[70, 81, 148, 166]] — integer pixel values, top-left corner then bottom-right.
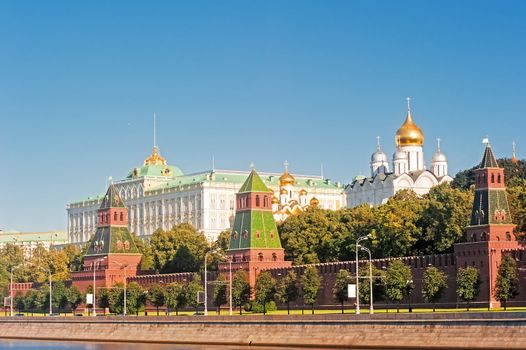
[[279, 171, 295, 186], [310, 197, 319, 207], [272, 196, 279, 204], [396, 110, 424, 147], [280, 188, 288, 195], [299, 189, 307, 196]]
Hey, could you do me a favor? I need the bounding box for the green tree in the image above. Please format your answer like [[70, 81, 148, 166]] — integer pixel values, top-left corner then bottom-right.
[[231, 270, 250, 315], [150, 224, 209, 273], [301, 266, 322, 315], [332, 269, 353, 314], [495, 255, 520, 310], [212, 275, 228, 315], [132, 233, 155, 271], [165, 282, 185, 315], [385, 260, 413, 312], [23, 290, 40, 316], [372, 190, 426, 258], [108, 283, 124, 315], [507, 177, 526, 237], [14, 293, 25, 313], [126, 282, 147, 315], [420, 184, 473, 253], [98, 288, 110, 315], [254, 271, 276, 315], [184, 274, 203, 313], [213, 229, 231, 252], [422, 266, 448, 311], [456, 266, 481, 311], [276, 270, 300, 314], [148, 283, 167, 316], [66, 286, 83, 313]]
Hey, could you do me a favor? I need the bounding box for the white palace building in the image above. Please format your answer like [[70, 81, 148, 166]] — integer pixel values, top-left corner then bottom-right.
[[67, 99, 451, 245], [67, 147, 346, 244]]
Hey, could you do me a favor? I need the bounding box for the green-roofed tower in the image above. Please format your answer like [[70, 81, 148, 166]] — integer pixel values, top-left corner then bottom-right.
[[72, 183, 142, 293], [454, 141, 519, 309], [223, 169, 291, 288]]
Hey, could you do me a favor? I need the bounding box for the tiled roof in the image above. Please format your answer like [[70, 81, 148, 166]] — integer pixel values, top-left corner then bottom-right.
[[480, 144, 499, 168]]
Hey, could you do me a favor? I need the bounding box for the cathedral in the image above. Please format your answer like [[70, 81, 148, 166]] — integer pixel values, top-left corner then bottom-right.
[[345, 99, 453, 207]]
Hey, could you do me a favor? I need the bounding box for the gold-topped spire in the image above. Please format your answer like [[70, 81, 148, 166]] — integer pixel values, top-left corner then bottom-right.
[[395, 97, 424, 147], [279, 160, 295, 186], [144, 146, 167, 166]]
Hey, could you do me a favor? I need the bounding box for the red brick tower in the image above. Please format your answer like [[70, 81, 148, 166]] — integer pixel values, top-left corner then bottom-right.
[[71, 184, 142, 292], [454, 142, 519, 307]]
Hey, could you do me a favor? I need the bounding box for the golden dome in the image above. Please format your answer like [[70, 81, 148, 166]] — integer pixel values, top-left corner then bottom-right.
[[144, 146, 167, 166], [396, 110, 424, 147], [310, 197, 319, 207], [280, 188, 288, 195], [272, 196, 279, 204], [279, 172, 295, 186], [299, 189, 307, 196]]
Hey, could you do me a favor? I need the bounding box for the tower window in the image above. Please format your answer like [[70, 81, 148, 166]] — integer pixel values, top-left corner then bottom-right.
[[264, 196, 268, 207], [114, 212, 117, 221], [255, 195, 260, 207], [258, 252, 264, 262], [491, 174, 495, 183], [498, 174, 501, 183], [120, 212, 124, 221]]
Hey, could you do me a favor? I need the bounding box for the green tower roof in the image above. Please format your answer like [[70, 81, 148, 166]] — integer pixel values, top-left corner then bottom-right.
[[100, 184, 125, 209], [480, 143, 499, 168], [85, 226, 140, 256], [238, 169, 270, 193], [228, 169, 283, 251]]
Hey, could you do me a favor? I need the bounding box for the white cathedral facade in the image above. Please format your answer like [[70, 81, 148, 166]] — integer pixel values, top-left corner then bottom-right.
[[345, 100, 453, 207]]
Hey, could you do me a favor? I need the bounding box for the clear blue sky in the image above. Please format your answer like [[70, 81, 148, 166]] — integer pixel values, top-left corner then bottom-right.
[[1, 0, 525, 231]]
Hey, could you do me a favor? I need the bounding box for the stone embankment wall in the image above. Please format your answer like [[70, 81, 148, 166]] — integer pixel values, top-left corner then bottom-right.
[[1, 313, 526, 349]]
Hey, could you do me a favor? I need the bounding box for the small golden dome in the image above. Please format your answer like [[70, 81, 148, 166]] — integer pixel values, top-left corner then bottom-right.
[[396, 110, 424, 147], [272, 196, 279, 204], [280, 188, 288, 195], [299, 189, 307, 196], [310, 197, 319, 207], [144, 146, 167, 166]]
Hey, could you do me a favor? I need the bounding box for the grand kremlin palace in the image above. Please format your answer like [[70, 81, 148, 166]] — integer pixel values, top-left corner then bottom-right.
[[67, 102, 450, 244]]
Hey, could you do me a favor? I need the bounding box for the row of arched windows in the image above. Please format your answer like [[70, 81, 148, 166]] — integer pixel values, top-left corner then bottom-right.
[[237, 195, 270, 209], [476, 172, 502, 185]]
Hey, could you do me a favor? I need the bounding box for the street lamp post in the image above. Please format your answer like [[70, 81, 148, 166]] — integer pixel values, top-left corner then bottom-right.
[[113, 261, 130, 316], [92, 257, 107, 317], [10, 265, 22, 317], [204, 249, 220, 316], [360, 246, 374, 315], [355, 234, 371, 315]]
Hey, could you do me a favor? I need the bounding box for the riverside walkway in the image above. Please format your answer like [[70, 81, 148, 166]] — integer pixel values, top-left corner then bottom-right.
[[1, 312, 525, 349]]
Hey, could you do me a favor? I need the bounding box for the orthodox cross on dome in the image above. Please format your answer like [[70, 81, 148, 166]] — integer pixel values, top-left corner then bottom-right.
[[284, 160, 289, 172], [482, 135, 490, 145], [406, 96, 411, 111], [249, 163, 255, 170], [436, 138, 441, 153], [376, 136, 381, 150]]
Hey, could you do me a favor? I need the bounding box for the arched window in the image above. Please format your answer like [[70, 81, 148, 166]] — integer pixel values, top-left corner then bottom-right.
[[258, 252, 264, 262], [506, 232, 512, 241], [491, 173, 495, 183], [264, 196, 268, 207], [120, 212, 124, 221], [498, 174, 501, 183], [255, 195, 260, 207], [272, 253, 277, 262], [481, 232, 487, 241], [114, 212, 117, 221], [471, 233, 477, 242]]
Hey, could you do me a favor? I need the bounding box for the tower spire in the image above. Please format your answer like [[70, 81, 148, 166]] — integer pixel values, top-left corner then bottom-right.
[[153, 112, 157, 148], [512, 141, 518, 164]]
